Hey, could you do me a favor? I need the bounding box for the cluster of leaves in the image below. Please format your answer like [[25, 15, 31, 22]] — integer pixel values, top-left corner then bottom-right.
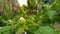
[[0, 0, 60, 34]]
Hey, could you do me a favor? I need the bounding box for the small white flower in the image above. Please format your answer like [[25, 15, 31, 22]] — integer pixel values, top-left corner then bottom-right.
[[18, 0, 28, 6], [19, 17, 26, 23], [20, 17, 25, 20], [8, 19, 13, 22], [0, 27, 3, 29]]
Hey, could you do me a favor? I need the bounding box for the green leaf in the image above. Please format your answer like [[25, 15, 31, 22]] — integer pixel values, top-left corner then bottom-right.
[[46, 10, 57, 19], [56, 30, 60, 34], [35, 26, 56, 34], [28, 26, 39, 32], [16, 25, 28, 34], [27, 19, 39, 26], [0, 26, 14, 34]]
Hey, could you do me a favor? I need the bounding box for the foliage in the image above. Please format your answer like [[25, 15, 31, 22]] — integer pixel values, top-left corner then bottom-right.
[[56, 30, 60, 34], [0, 0, 60, 34]]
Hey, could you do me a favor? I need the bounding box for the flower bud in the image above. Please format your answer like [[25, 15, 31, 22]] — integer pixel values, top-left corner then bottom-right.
[[19, 17, 26, 24]]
